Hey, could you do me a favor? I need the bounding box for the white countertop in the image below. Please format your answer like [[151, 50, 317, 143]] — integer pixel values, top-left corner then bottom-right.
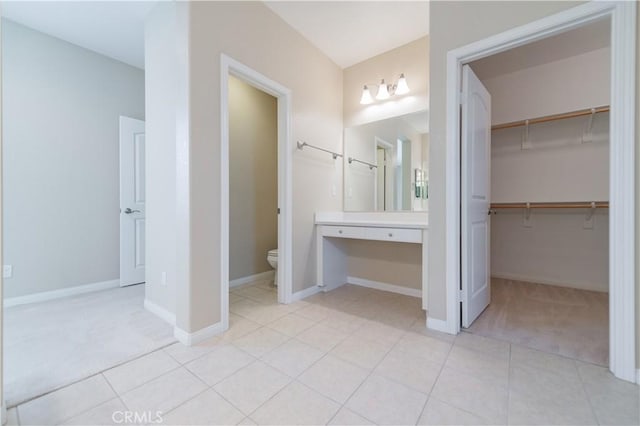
[[315, 211, 428, 229]]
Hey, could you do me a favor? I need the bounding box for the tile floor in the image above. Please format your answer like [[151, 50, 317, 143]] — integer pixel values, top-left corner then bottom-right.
[[7, 280, 639, 425]]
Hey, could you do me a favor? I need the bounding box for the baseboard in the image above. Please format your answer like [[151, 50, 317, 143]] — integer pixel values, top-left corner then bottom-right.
[[426, 316, 454, 334], [230, 270, 275, 289], [174, 321, 226, 346], [491, 272, 608, 293], [347, 276, 422, 298], [4, 279, 120, 308], [144, 299, 176, 326], [291, 285, 321, 302]]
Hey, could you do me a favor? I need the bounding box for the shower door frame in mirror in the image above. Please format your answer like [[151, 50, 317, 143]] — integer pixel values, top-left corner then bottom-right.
[[220, 54, 294, 332]]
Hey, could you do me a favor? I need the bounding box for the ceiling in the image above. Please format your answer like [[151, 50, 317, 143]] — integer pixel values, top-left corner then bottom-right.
[[265, 1, 429, 69], [470, 18, 610, 81], [2, 1, 428, 71], [2, 1, 158, 69]]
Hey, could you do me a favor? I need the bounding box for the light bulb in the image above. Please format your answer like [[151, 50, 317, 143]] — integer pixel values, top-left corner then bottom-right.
[[395, 73, 410, 95], [376, 79, 390, 100], [360, 85, 373, 105]]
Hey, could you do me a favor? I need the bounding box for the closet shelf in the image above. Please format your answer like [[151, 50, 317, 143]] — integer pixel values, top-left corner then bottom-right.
[[490, 201, 609, 209], [491, 105, 610, 131]]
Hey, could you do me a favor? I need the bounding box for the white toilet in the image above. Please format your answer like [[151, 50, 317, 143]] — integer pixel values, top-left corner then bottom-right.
[[267, 248, 278, 286]]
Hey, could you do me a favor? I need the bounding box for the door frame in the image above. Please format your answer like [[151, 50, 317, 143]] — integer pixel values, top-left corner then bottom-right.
[[374, 136, 393, 210], [220, 54, 293, 331], [442, 1, 636, 382]]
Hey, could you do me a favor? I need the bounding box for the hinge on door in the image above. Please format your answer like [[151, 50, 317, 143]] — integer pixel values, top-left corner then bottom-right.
[[458, 289, 463, 302], [459, 92, 465, 105], [277, 208, 281, 214]]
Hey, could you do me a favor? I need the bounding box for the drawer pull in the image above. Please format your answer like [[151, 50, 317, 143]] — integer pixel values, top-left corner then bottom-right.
[[388, 233, 393, 237], [338, 230, 343, 234]]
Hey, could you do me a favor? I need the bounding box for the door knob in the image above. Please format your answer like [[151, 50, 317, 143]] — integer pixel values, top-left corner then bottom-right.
[[124, 208, 141, 214]]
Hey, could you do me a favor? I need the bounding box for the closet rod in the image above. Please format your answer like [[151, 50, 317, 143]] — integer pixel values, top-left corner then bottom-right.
[[490, 201, 609, 209], [491, 105, 610, 131]]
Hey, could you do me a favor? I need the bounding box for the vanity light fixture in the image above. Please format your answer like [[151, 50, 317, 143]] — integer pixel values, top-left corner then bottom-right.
[[360, 73, 410, 104], [360, 85, 374, 105]]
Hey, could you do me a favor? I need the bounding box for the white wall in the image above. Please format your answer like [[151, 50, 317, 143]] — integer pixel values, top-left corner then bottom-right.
[[2, 19, 145, 299], [144, 4, 176, 314], [229, 75, 278, 281]]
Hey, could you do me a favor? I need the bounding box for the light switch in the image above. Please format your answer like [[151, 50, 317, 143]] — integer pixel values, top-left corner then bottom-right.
[[3, 265, 13, 279]]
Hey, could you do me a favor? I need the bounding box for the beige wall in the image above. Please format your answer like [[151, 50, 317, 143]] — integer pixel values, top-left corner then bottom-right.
[[182, 1, 343, 331], [346, 239, 421, 290], [229, 75, 278, 281], [344, 37, 429, 128], [430, 0, 639, 368]]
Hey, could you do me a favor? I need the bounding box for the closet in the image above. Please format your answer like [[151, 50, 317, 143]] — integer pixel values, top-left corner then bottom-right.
[[466, 19, 611, 366]]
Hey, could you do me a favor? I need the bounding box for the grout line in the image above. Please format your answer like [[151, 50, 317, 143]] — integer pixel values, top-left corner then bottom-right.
[[574, 359, 601, 425], [102, 372, 132, 415], [506, 342, 513, 425]]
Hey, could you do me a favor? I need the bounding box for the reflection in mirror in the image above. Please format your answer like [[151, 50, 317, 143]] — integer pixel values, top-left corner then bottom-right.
[[344, 111, 429, 211]]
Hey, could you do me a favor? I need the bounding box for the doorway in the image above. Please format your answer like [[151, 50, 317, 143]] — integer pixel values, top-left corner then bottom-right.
[[220, 54, 293, 331], [443, 1, 636, 382], [375, 137, 393, 211]]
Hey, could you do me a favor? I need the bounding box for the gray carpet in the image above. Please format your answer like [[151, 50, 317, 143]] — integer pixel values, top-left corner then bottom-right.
[[4, 284, 175, 406]]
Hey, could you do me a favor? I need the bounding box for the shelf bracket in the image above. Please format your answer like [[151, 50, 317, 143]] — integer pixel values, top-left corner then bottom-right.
[[584, 201, 596, 229], [523, 202, 533, 227], [521, 120, 532, 150], [582, 108, 597, 143]]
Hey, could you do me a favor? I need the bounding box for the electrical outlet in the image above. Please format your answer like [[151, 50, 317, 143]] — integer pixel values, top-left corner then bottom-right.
[[161, 272, 167, 286], [3, 265, 13, 279]]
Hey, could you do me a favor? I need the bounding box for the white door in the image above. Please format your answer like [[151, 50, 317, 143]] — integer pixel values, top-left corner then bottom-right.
[[461, 65, 491, 327], [119, 116, 146, 287]]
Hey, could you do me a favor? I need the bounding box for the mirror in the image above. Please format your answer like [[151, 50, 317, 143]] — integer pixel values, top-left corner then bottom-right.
[[344, 111, 429, 211]]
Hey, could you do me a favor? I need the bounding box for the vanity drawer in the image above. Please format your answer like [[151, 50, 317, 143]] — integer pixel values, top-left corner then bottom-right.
[[365, 227, 422, 244], [322, 225, 366, 239]]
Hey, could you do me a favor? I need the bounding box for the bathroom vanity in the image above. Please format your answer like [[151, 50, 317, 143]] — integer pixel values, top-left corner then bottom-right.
[[315, 211, 428, 309]]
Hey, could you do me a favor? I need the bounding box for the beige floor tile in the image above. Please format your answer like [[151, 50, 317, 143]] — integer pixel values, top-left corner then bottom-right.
[[234, 286, 276, 304], [509, 364, 596, 425], [454, 332, 510, 360], [261, 339, 324, 377], [61, 398, 127, 425], [408, 319, 457, 344], [243, 304, 297, 325], [103, 350, 180, 394], [251, 381, 340, 425], [393, 332, 452, 365], [430, 367, 508, 424], [298, 354, 369, 404], [220, 315, 262, 342], [294, 304, 333, 322], [230, 297, 265, 318], [238, 417, 258, 426], [327, 407, 374, 425], [444, 345, 509, 388], [374, 346, 443, 393], [232, 327, 289, 358], [296, 323, 349, 352], [163, 337, 222, 365], [185, 344, 255, 386], [576, 362, 639, 425], [213, 361, 291, 415], [6, 407, 19, 426], [119, 368, 207, 416], [17, 374, 116, 425], [330, 335, 391, 369], [320, 311, 366, 334], [160, 389, 245, 425], [354, 320, 405, 347], [266, 313, 316, 337], [510, 345, 579, 380], [418, 398, 492, 425], [346, 374, 428, 425]]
